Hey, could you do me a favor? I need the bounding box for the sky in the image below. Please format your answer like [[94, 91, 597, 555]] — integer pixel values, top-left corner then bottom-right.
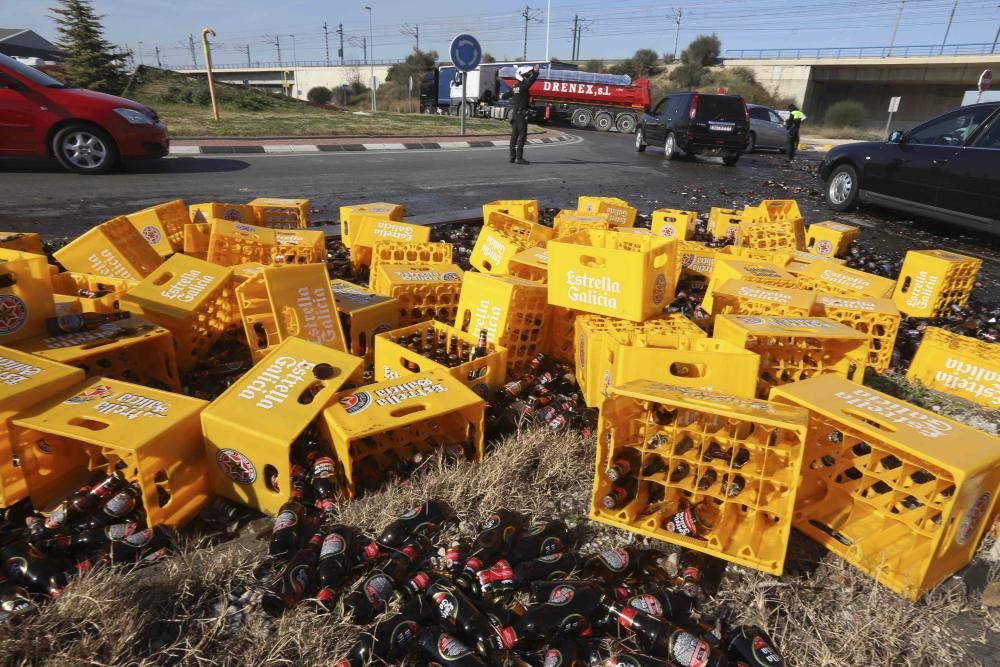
[[3, 0, 999, 66]]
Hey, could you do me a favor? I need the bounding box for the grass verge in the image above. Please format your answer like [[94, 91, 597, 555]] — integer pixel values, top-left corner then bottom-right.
[[801, 125, 883, 141]]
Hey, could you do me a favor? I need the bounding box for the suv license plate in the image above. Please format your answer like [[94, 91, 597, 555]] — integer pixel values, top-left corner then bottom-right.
[[708, 122, 734, 132]]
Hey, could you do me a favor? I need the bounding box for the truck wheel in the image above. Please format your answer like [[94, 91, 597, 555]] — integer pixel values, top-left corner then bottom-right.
[[571, 108, 593, 128], [616, 114, 637, 134], [663, 132, 679, 160], [594, 111, 614, 132]]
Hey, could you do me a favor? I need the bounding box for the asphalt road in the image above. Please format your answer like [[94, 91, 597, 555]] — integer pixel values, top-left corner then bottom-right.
[[2, 129, 998, 296]]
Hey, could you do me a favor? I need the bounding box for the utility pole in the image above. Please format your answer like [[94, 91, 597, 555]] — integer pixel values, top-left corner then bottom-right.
[[323, 22, 331, 65], [188, 33, 198, 67], [289, 34, 297, 64], [575, 23, 583, 60], [243, 44, 251, 67], [571, 15, 578, 61], [521, 6, 541, 61], [402, 23, 419, 51], [137, 41, 144, 66], [265, 33, 282, 65], [544, 0, 551, 62], [994, 22, 999, 54], [940, 0, 958, 55], [888, 0, 906, 53], [155, 46, 162, 68], [671, 8, 683, 61], [337, 23, 344, 65]]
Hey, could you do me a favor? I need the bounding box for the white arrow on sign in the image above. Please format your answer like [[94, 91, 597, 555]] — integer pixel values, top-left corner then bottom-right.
[[455, 38, 477, 67]]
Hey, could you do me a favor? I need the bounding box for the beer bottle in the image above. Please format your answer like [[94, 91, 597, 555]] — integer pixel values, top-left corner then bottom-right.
[[83, 484, 141, 529], [376, 499, 454, 550], [673, 435, 695, 455], [601, 477, 638, 510], [334, 595, 430, 667], [262, 532, 323, 617], [702, 442, 730, 463], [486, 582, 605, 650], [476, 559, 515, 599], [676, 550, 705, 598], [316, 525, 356, 611], [45, 311, 132, 335], [514, 552, 581, 587], [664, 500, 722, 539], [342, 537, 425, 623], [0, 542, 67, 597], [457, 509, 525, 589], [697, 469, 718, 491], [269, 464, 308, 557], [506, 519, 569, 565], [0, 574, 36, 626], [108, 525, 171, 561], [605, 602, 717, 664], [46, 519, 143, 555], [720, 474, 746, 499], [426, 578, 497, 651], [414, 626, 487, 666], [44, 471, 128, 531], [472, 329, 489, 360], [308, 452, 340, 512], [606, 449, 642, 483], [626, 590, 698, 633], [721, 624, 785, 667], [583, 547, 669, 584], [527, 578, 605, 605], [600, 652, 663, 667], [444, 541, 465, 576], [669, 462, 691, 483]]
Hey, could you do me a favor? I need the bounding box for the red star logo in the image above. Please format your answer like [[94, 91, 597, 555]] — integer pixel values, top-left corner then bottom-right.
[[0, 295, 27, 335]]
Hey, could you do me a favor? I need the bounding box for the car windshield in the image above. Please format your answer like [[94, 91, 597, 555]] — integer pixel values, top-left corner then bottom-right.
[[696, 95, 743, 121], [0, 53, 68, 87]]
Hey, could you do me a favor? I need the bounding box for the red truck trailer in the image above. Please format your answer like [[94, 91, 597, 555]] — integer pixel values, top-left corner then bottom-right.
[[498, 66, 651, 133]]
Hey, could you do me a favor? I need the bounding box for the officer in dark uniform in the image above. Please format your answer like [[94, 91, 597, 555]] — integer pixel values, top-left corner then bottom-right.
[[785, 104, 806, 162], [505, 64, 540, 164]]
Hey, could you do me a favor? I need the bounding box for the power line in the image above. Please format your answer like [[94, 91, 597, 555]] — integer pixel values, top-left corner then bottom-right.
[[401, 23, 419, 51], [263, 33, 282, 65], [671, 8, 683, 60], [521, 5, 543, 60]]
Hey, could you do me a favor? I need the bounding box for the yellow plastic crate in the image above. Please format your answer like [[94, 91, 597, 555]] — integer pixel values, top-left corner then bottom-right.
[[713, 315, 868, 398], [777, 249, 848, 275], [50, 272, 137, 314], [552, 212, 615, 239], [456, 272, 548, 373], [701, 257, 800, 313], [906, 327, 1000, 408], [126, 199, 188, 256], [207, 219, 325, 267], [1, 249, 56, 345], [249, 197, 310, 229], [189, 202, 255, 225], [339, 202, 405, 249], [374, 320, 507, 398], [53, 294, 80, 317], [507, 246, 549, 283], [349, 218, 432, 274], [811, 293, 901, 373], [183, 222, 211, 260], [231, 262, 267, 284], [321, 370, 484, 497], [471, 213, 553, 275], [743, 199, 803, 224], [331, 280, 399, 364], [201, 337, 360, 514], [483, 200, 539, 224], [651, 209, 697, 240], [577, 196, 636, 227], [545, 305, 578, 364], [368, 240, 452, 293], [10, 317, 180, 392], [0, 348, 84, 508], [12, 377, 209, 527], [373, 263, 464, 327], [740, 219, 804, 253], [591, 380, 809, 574], [795, 262, 896, 299], [577, 326, 759, 408], [708, 207, 743, 242], [806, 221, 858, 258], [548, 229, 676, 322], [54, 216, 164, 281], [770, 374, 1000, 599], [486, 212, 554, 246], [119, 254, 236, 372], [0, 232, 44, 255], [236, 264, 349, 362], [891, 250, 981, 318], [676, 241, 719, 282], [711, 279, 816, 319]]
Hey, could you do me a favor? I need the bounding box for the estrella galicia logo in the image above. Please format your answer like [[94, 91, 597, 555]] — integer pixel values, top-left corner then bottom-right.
[[234, 223, 257, 234], [340, 391, 372, 415], [0, 295, 28, 336], [652, 273, 668, 305], [64, 384, 115, 404], [216, 448, 256, 485], [224, 208, 246, 222], [140, 225, 162, 245], [442, 272, 460, 282]]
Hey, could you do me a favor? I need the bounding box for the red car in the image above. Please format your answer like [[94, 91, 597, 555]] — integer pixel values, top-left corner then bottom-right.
[[0, 53, 168, 174]]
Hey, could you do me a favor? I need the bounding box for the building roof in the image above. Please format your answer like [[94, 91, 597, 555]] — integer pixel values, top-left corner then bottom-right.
[[0, 28, 64, 60]]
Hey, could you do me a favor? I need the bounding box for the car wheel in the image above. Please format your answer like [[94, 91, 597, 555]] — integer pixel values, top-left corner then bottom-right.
[[722, 155, 740, 166], [746, 132, 756, 153], [52, 123, 118, 175], [663, 132, 679, 160], [616, 113, 637, 134], [571, 108, 593, 128], [594, 111, 614, 132], [634, 126, 647, 152], [826, 164, 860, 211]]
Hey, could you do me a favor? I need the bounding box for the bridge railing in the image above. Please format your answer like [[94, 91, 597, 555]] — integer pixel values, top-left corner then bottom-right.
[[725, 43, 998, 60], [174, 59, 405, 71]]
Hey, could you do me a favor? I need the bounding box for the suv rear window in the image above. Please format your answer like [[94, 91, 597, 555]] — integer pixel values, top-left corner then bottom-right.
[[696, 95, 744, 121]]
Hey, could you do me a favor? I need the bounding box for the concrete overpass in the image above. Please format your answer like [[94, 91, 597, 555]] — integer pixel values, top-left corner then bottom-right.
[[174, 61, 399, 101], [723, 44, 1000, 130]]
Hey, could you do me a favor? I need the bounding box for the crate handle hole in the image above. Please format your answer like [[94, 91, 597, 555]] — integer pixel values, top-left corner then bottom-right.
[[460, 310, 471, 333], [151, 272, 175, 286], [390, 404, 427, 418], [898, 276, 911, 293], [579, 255, 606, 268], [297, 382, 327, 404], [68, 417, 110, 431], [263, 465, 280, 493], [252, 323, 268, 349], [482, 260, 493, 271], [669, 362, 704, 378], [400, 357, 421, 372]]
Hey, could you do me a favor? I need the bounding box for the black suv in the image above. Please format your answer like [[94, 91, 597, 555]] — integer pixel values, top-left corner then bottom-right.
[[635, 92, 750, 166], [819, 102, 1000, 235]]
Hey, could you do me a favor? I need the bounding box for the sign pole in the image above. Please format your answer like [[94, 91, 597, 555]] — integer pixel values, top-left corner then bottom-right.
[[884, 111, 894, 138], [461, 78, 467, 136], [449, 34, 482, 139]]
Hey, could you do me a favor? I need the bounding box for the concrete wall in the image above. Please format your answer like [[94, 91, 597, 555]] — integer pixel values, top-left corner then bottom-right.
[[177, 64, 392, 100], [721, 62, 814, 107]]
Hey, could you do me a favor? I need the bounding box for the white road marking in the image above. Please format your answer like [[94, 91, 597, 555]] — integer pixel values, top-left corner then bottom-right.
[[168, 146, 200, 155], [362, 143, 407, 150]]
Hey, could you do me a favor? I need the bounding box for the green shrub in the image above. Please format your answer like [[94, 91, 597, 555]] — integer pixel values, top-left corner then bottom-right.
[[307, 86, 333, 105], [825, 100, 866, 128]]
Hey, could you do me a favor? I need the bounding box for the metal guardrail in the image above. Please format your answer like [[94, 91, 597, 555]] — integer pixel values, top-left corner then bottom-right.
[[725, 43, 998, 60], [175, 59, 405, 71]]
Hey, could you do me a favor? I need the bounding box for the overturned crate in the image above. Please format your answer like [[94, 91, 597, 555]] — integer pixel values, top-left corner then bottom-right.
[[811, 293, 901, 373], [577, 196, 637, 227], [206, 219, 326, 266], [0, 248, 56, 345], [189, 202, 255, 225], [591, 380, 809, 575], [50, 272, 137, 314], [650, 209, 697, 240], [906, 327, 1000, 409], [372, 263, 464, 327], [794, 262, 896, 299], [701, 257, 800, 313], [339, 202, 405, 249], [331, 280, 399, 365], [126, 199, 188, 256], [710, 279, 817, 319], [483, 200, 539, 224], [368, 240, 452, 293], [53, 216, 163, 281], [346, 218, 431, 274], [507, 246, 549, 283], [770, 374, 1000, 600], [806, 221, 858, 258], [471, 213, 553, 275], [249, 197, 310, 229], [891, 249, 981, 318]]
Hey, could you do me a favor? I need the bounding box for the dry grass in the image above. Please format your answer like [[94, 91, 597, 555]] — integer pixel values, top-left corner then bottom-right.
[[1, 426, 995, 666], [800, 125, 883, 141]]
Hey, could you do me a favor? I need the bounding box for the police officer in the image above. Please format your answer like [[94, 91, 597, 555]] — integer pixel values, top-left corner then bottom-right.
[[785, 104, 806, 162], [505, 64, 540, 164]]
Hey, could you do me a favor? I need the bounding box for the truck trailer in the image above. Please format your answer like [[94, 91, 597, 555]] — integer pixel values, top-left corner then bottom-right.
[[420, 60, 577, 116]]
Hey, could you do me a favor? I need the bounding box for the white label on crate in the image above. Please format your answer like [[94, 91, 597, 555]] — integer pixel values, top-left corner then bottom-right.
[[372, 222, 415, 241], [933, 357, 1000, 405], [237, 355, 315, 409], [472, 299, 502, 342], [275, 233, 305, 246], [744, 317, 833, 330], [818, 268, 871, 291], [834, 388, 954, 438], [40, 325, 133, 349], [736, 286, 793, 303], [394, 270, 458, 282], [93, 392, 169, 420], [565, 271, 620, 309], [482, 235, 507, 265], [0, 354, 42, 385], [663, 385, 780, 414], [904, 271, 940, 311], [602, 207, 630, 225], [372, 377, 447, 407], [86, 250, 137, 281], [382, 366, 400, 380], [743, 265, 784, 279], [681, 253, 714, 274], [956, 492, 991, 546], [331, 283, 378, 303], [159, 268, 219, 303], [816, 295, 877, 312], [297, 287, 339, 345]]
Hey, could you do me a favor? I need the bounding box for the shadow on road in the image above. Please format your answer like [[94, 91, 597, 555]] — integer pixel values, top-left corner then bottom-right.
[[0, 157, 251, 175]]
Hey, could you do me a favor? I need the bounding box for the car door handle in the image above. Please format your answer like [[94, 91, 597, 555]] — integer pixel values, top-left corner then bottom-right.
[[932, 159, 948, 165]]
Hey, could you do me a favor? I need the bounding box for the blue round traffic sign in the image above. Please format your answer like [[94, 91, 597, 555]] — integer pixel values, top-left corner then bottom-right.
[[450, 34, 481, 72]]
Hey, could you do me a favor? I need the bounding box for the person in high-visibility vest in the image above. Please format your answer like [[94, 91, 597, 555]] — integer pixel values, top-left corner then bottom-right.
[[785, 104, 806, 162]]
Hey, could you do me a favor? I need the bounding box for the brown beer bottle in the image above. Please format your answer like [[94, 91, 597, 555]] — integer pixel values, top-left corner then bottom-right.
[[376, 499, 454, 550], [316, 525, 356, 611], [262, 532, 323, 617], [269, 464, 308, 557], [414, 626, 487, 666], [0, 574, 36, 626], [334, 595, 429, 667], [601, 476, 638, 509], [605, 601, 720, 664], [513, 551, 581, 587], [45, 311, 132, 335], [485, 581, 605, 650], [0, 542, 67, 598], [606, 449, 642, 483], [506, 519, 569, 565], [456, 509, 525, 588], [44, 471, 128, 531]]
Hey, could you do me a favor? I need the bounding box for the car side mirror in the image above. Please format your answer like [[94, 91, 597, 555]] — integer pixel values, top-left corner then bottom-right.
[[888, 130, 905, 144], [0, 73, 26, 92]]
